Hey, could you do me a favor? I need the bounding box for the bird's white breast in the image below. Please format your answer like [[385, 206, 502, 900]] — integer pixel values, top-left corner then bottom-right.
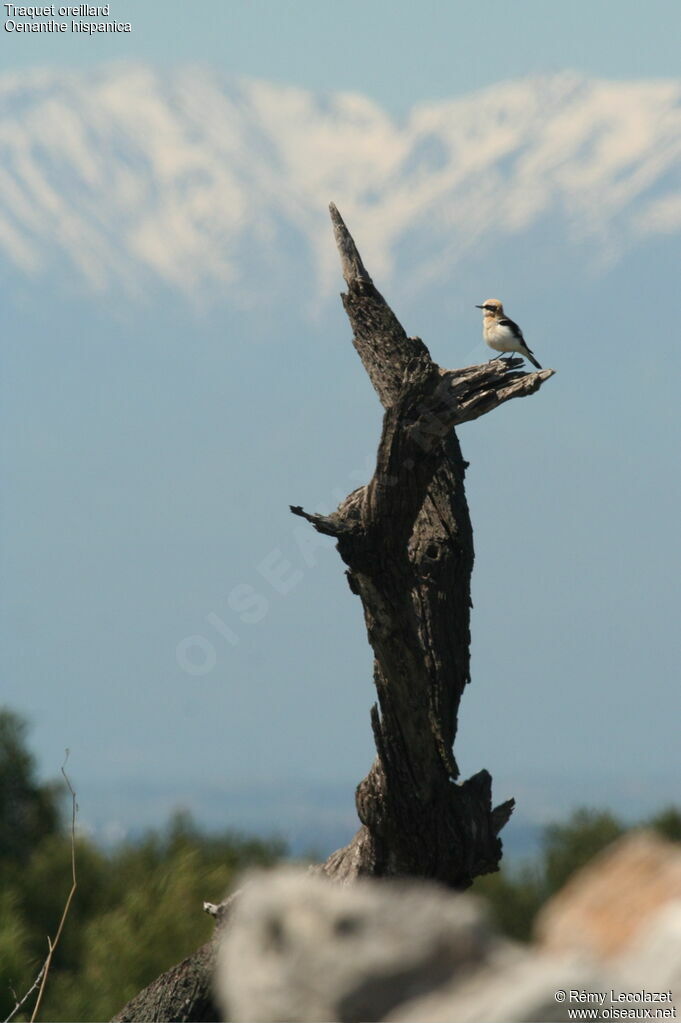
[[486, 321, 513, 342], [484, 320, 521, 353]]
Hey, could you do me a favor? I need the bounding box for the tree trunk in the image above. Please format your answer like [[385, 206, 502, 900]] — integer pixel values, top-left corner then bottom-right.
[[111, 940, 218, 1023], [294, 204, 551, 885], [111, 205, 553, 1022]]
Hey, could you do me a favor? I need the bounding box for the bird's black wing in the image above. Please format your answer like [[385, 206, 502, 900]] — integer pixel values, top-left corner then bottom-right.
[[500, 317, 542, 368], [498, 317, 524, 341]]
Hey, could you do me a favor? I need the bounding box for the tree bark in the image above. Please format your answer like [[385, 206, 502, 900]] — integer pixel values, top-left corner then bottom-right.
[[110, 940, 218, 1023], [295, 204, 551, 886], [111, 205, 553, 1022]]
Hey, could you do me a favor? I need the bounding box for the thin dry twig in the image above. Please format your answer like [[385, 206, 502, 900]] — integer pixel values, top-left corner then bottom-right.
[[3, 752, 78, 1023], [30, 753, 78, 1022], [3, 967, 47, 1023]]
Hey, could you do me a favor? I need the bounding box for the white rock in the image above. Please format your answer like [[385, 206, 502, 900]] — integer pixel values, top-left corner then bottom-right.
[[215, 867, 492, 1023]]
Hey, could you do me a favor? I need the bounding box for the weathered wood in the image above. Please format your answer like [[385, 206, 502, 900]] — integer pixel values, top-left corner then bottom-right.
[[111, 940, 218, 1023], [111, 205, 553, 1021], [294, 204, 552, 887]]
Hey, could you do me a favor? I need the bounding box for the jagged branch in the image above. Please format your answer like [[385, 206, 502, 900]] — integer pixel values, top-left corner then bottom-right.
[[294, 356, 552, 550], [329, 202, 373, 287], [329, 203, 424, 407]]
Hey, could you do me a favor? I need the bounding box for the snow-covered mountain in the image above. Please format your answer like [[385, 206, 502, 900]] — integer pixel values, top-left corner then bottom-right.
[[1, 63, 680, 304]]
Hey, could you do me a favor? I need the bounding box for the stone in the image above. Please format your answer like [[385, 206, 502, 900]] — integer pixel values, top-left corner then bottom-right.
[[389, 946, 607, 1022], [535, 831, 681, 960], [215, 867, 492, 1023], [612, 898, 681, 1011]]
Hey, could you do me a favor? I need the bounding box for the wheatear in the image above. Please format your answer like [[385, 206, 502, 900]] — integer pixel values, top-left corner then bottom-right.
[[476, 299, 542, 369]]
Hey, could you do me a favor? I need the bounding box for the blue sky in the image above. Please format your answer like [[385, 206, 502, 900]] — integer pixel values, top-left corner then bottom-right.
[[2, 0, 680, 855], [3, 0, 681, 112]]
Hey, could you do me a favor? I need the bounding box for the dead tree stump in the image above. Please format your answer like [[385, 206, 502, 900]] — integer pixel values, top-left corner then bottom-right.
[[111, 205, 553, 1023], [294, 204, 552, 886]]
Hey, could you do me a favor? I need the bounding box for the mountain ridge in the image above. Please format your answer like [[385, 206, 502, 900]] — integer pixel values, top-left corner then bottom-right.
[[1, 63, 680, 304]]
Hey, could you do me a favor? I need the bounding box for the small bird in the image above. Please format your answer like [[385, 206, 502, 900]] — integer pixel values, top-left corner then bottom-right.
[[476, 298, 542, 369]]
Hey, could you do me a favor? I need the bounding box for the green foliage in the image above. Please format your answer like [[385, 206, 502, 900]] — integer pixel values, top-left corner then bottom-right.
[[0, 709, 61, 862], [0, 889, 36, 1015], [475, 805, 679, 944], [473, 863, 544, 942], [0, 814, 283, 1022], [0, 711, 283, 1022], [40, 829, 280, 1023], [542, 808, 624, 894], [646, 806, 681, 842]]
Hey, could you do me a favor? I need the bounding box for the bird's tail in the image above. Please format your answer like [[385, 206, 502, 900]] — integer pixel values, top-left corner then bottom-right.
[[523, 347, 542, 370]]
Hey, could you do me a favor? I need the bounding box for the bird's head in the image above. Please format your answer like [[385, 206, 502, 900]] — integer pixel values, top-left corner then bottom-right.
[[475, 298, 504, 318]]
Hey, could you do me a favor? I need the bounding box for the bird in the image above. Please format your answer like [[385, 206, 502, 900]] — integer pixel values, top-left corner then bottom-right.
[[476, 299, 542, 369]]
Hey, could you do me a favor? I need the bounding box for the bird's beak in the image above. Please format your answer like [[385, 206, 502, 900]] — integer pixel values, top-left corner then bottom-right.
[[475, 305, 484, 309]]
